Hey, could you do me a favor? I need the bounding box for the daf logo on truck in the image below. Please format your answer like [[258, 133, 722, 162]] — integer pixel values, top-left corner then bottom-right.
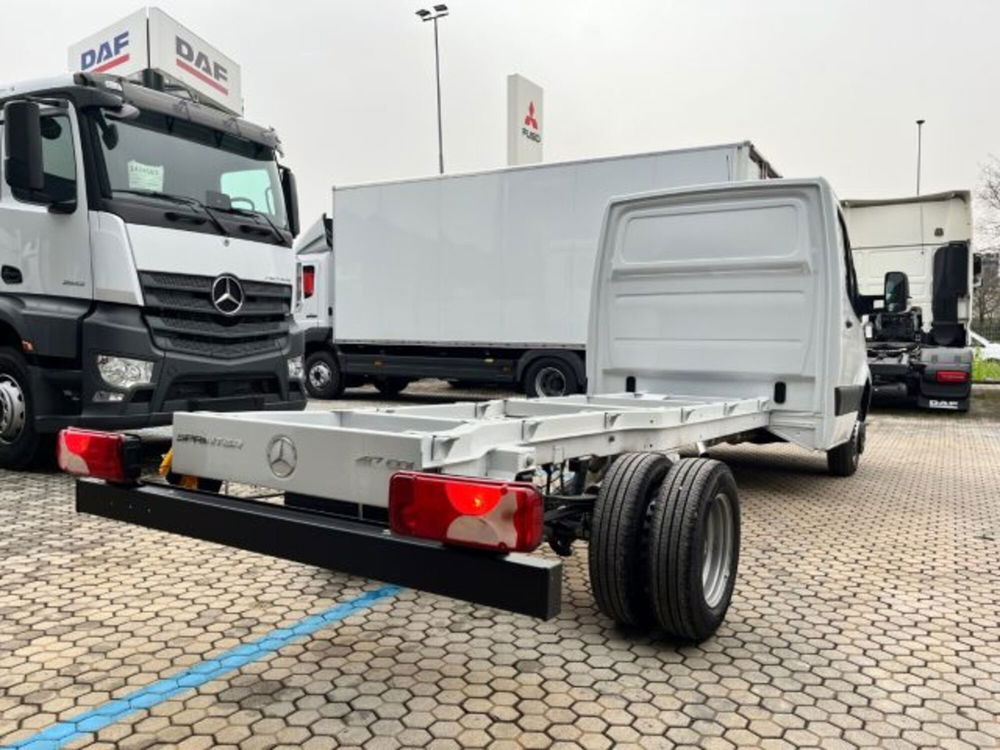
[[211, 275, 245, 316], [176, 35, 229, 95], [79, 31, 130, 73]]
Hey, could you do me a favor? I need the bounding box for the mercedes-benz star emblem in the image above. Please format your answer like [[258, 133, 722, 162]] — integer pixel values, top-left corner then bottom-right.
[[267, 435, 297, 478], [211, 274, 245, 316]]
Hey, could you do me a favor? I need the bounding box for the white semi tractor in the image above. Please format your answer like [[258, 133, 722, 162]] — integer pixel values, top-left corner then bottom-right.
[[294, 142, 778, 399], [0, 72, 306, 468], [843, 191, 976, 411], [64, 178, 885, 642]]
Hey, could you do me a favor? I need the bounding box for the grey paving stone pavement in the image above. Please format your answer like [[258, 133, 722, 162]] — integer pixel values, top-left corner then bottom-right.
[[0, 383, 997, 749]]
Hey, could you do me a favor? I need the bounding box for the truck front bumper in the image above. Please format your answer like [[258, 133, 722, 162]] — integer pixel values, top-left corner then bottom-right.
[[75, 478, 562, 620], [32, 304, 307, 433]]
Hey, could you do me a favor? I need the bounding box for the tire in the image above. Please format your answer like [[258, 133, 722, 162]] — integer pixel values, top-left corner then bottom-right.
[[588, 452, 671, 626], [373, 377, 410, 397], [0, 347, 43, 470], [523, 357, 580, 398], [304, 350, 344, 399], [827, 420, 862, 477], [646, 458, 740, 642]]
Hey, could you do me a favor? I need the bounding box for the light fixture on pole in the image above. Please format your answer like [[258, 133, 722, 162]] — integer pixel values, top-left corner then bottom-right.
[[915, 119, 925, 195], [416, 4, 449, 175]]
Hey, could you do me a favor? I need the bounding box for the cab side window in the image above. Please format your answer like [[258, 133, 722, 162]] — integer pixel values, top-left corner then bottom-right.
[[12, 114, 77, 204]]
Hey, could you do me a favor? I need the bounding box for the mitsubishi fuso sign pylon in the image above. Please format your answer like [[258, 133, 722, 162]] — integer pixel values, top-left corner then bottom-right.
[[507, 74, 543, 166], [68, 7, 243, 115]]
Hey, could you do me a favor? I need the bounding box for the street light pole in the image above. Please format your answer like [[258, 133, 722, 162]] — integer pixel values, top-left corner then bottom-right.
[[416, 5, 449, 175], [916, 119, 925, 195]]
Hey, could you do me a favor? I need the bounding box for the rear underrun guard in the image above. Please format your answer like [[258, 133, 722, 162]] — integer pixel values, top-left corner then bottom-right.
[[75, 478, 562, 620]]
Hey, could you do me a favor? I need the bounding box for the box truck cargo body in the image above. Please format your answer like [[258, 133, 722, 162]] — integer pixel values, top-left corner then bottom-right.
[[297, 142, 778, 398]]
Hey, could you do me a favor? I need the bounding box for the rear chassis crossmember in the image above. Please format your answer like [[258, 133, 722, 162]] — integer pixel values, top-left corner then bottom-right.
[[76, 478, 562, 619]]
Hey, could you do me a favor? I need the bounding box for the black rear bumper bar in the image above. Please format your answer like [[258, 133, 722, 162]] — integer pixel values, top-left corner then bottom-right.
[[76, 479, 562, 620]]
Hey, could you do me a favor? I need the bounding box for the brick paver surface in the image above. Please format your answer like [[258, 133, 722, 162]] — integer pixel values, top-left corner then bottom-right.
[[0, 384, 998, 749]]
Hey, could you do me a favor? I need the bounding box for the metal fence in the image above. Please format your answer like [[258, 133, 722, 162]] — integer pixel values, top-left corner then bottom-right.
[[972, 320, 1000, 343]]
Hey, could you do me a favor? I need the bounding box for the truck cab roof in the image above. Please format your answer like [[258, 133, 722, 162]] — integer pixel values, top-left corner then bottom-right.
[[0, 72, 281, 152]]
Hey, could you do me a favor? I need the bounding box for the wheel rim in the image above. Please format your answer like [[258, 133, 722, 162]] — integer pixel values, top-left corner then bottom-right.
[[702, 490, 736, 608], [533, 366, 568, 397], [0, 374, 27, 445], [309, 362, 333, 391]]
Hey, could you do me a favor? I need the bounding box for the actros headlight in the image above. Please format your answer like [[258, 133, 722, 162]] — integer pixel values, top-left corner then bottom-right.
[[287, 356, 304, 381], [96, 355, 155, 390]]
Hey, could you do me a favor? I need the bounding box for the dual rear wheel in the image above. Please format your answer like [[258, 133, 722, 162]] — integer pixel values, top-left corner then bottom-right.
[[588, 453, 740, 642]]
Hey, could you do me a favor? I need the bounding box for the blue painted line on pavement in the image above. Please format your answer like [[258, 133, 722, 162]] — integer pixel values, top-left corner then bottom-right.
[[4, 585, 402, 750]]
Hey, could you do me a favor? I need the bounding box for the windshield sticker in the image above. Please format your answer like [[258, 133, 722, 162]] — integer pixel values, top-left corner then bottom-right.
[[127, 160, 165, 192]]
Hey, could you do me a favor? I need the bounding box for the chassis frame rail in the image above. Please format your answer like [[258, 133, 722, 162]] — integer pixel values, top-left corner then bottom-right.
[[76, 478, 563, 620]]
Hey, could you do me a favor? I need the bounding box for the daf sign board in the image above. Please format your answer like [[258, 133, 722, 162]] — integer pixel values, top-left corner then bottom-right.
[[147, 8, 242, 115], [68, 7, 243, 115], [507, 74, 543, 166], [68, 9, 147, 79]]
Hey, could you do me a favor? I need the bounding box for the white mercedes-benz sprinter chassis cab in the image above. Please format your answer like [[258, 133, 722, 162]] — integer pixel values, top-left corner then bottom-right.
[[0, 73, 306, 468], [67, 179, 881, 643]]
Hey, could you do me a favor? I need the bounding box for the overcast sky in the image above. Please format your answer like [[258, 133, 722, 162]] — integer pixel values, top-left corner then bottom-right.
[[3, 0, 999, 224]]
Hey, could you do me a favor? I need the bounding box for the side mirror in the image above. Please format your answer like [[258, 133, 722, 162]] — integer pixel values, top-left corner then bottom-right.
[[3, 101, 45, 192], [884, 271, 910, 313], [280, 166, 300, 237]]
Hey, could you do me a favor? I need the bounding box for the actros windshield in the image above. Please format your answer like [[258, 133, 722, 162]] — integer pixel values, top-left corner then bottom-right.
[[95, 111, 288, 228]]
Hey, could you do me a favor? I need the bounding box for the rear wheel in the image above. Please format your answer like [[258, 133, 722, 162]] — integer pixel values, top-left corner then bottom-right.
[[588, 452, 671, 626], [646, 458, 740, 642], [827, 420, 862, 476], [523, 357, 579, 398], [373, 377, 411, 397], [305, 350, 344, 399], [0, 347, 42, 470]]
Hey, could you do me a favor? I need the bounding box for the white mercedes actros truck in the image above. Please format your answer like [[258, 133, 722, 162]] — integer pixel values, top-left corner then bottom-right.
[[0, 15, 306, 469], [294, 143, 778, 399]]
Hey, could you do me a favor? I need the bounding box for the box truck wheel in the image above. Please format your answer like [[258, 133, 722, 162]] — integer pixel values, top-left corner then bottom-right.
[[523, 357, 579, 398], [589, 452, 671, 626], [827, 420, 862, 477], [0, 347, 43, 469], [374, 377, 410, 397], [305, 351, 344, 399], [645, 458, 740, 642]]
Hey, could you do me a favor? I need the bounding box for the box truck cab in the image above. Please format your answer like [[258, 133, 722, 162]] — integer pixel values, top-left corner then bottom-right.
[[0, 73, 306, 468]]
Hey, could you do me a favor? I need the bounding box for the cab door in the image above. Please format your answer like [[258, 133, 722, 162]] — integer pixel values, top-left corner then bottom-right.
[[0, 104, 93, 299], [834, 209, 869, 440]]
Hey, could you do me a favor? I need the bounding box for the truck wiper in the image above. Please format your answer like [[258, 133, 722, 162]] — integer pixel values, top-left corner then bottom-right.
[[112, 189, 230, 237], [211, 205, 287, 244]]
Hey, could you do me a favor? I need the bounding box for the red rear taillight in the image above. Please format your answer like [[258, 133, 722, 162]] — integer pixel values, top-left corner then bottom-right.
[[935, 369, 969, 384], [388, 472, 544, 553], [57, 428, 140, 484], [302, 266, 315, 298]]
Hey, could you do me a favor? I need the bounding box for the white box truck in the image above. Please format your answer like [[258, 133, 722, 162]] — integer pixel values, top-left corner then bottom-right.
[[295, 143, 778, 399], [843, 191, 976, 411], [0, 68, 306, 468], [67, 178, 879, 643]]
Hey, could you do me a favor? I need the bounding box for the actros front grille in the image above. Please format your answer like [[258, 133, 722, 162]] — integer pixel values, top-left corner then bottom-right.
[[139, 271, 292, 359]]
